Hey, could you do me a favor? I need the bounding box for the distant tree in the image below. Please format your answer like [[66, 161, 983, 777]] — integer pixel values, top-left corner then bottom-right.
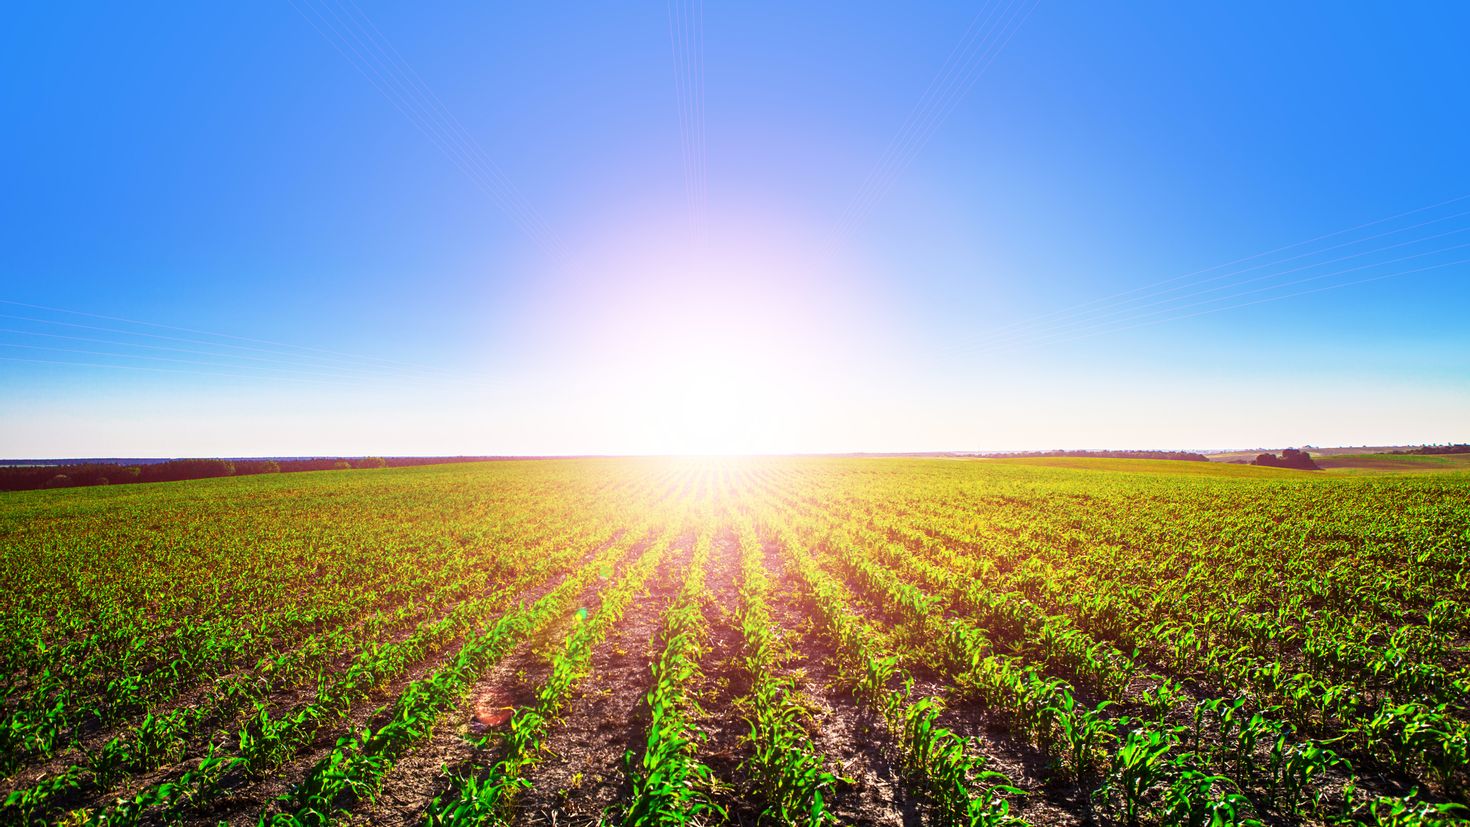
[[0, 456, 497, 492], [276, 459, 336, 473], [968, 449, 1210, 462], [1254, 449, 1321, 470], [169, 458, 232, 478], [333, 460, 352, 470], [142, 459, 236, 482], [1391, 443, 1470, 455]]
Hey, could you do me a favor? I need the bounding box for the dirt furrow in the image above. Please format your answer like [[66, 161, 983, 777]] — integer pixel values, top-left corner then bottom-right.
[[687, 528, 756, 823], [761, 536, 918, 827], [342, 531, 651, 827], [191, 532, 632, 827], [508, 537, 691, 826], [790, 531, 1090, 827]]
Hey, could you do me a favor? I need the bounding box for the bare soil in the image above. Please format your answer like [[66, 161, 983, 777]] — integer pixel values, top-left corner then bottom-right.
[[508, 538, 692, 826], [762, 536, 920, 827], [687, 529, 758, 823], [336, 531, 651, 827], [196, 533, 636, 826]]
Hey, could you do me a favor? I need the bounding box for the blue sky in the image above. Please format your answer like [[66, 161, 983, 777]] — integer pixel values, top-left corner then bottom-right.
[[2, 2, 1468, 456]]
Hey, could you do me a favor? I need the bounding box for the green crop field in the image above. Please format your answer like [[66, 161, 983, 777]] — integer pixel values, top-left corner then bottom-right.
[[1, 457, 1467, 827]]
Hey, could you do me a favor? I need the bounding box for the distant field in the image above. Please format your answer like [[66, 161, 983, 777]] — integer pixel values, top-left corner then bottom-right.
[[1204, 449, 1470, 475], [1205, 446, 1415, 462], [991, 455, 1320, 477], [1, 458, 1466, 825], [1313, 453, 1470, 472]]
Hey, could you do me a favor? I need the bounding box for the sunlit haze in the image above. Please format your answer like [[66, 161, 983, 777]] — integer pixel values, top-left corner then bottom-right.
[[3, 3, 1468, 457]]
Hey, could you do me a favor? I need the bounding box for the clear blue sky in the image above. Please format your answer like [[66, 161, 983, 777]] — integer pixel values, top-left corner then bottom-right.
[[3, 2, 1468, 456]]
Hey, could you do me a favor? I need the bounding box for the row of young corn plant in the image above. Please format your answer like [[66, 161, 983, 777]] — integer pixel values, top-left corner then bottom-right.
[[936, 526, 1469, 822], [234, 522, 622, 769], [621, 522, 723, 826], [852, 470, 1462, 701], [1146, 614, 1469, 793], [7, 608, 446, 825], [799, 482, 1470, 805], [80, 590, 560, 827], [2, 594, 440, 825], [1009, 533, 1468, 737], [0, 472, 585, 787], [0, 591, 378, 775], [4, 501, 576, 825], [0, 485, 550, 776], [804, 504, 1145, 703], [760, 512, 1030, 827], [949, 526, 1470, 797], [797, 520, 1248, 825], [0, 459, 643, 812], [71, 518, 633, 827], [869, 464, 1466, 622], [775, 495, 1314, 825], [777, 494, 1161, 725], [767, 470, 1467, 825], [421, 521, 683, 826], [880, 478, 1469, 722], [729, 513, 839, 826], [259, 519, 667, 827]]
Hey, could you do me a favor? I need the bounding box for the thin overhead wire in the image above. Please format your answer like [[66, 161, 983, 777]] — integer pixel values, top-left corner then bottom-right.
[[0, 326, 423, 375], [976, 222, 1470, 350], [964, 236, 1470, 358], [0, 352, 510, 396], [288, 0, 569, 261], [946, 211, 1470, 354], [667, 0, 694, 227], [0, 298, 444, 373], [5, 2, 571, 397], [952, 194, 1470, 353], [0, 312, 514, 391], [979, 255, 1470, 357], [0, 341, 384, 382], [666, 0, 707, 242], [0, 342, 512, 395], [830, 0, 1039, 248], [836, 0, 1019, 238], [0, 354, 358, 387], [694, 0, 708, 222], [0, 312, 456, 381]]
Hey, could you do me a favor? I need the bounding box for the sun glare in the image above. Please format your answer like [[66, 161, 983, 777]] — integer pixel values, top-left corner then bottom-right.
[[646, 345, 785, 455], [534, 211, 870, 455]]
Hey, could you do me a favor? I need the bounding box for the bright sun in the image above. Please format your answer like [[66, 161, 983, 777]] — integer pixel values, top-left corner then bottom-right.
[[534, 210, 869, 455], [645, 344, 788, 455]]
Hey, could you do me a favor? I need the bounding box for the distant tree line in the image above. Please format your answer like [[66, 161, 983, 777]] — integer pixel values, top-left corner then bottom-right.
[[970, 450, 1209, 462], [1389, 444, 1470, 455], [1252, 448, 1321, 470], [0, 456, 496, 492]]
